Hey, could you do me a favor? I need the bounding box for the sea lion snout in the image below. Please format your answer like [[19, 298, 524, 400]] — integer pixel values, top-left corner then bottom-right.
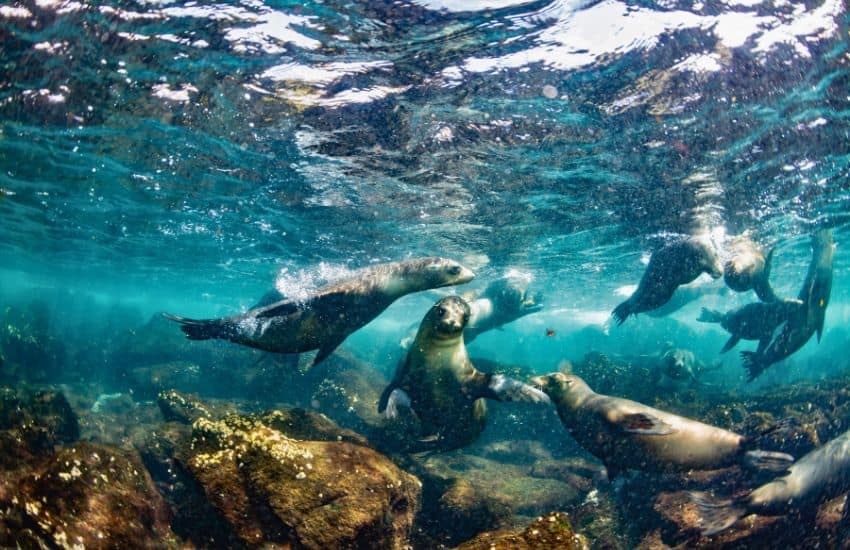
[[429, 295, 471, 335]]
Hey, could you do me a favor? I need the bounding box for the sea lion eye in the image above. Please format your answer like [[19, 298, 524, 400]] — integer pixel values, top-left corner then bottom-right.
[[436, 306, 447, 318], [447, 265, 461, 275]]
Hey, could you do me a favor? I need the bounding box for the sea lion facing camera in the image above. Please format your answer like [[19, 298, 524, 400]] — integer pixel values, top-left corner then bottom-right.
[[532, 373, 792, 477], [164, 257, 474, 367], [723, 236, 778, 302], [612, 235, 723, 326], [378, 296, 549, 452]]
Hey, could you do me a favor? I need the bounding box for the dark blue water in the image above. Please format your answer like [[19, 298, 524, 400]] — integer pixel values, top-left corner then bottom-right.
[[1, 0, 849, 546]]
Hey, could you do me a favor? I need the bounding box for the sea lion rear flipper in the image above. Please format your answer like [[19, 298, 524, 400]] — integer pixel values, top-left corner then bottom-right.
[[616, 412, 675, 435], [740, 351, 764, 382], [611, 301, 632, 326], [162, 313, 230, 340], [689, 492, 748, 536], [479, 373, 551, 404], [720, 335, 740, 354], [741, 450, 794, 472]]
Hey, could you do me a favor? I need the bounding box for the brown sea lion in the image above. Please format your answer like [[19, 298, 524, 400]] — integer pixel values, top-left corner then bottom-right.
[[723, 236, 779, 302], [531, 373, 791, 477], [612, 235, 723, 325], [740, 229, 834, 380], [691, 427, 850, 535], [164, 257, 474, 367], [697, 299, 804, 353], [378, 296, 549, 452]]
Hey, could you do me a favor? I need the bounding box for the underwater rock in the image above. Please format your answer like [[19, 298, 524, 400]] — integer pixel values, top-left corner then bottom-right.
[[261, 407, 369, 447], [179, 412, 420, 549], [130, 360, 203, 399], [0, 387, 79, 469], [454, 511, 589, 549], [0, 441, 177, 548], [0, 301, 66, 383], [156, 389, 221, 424]]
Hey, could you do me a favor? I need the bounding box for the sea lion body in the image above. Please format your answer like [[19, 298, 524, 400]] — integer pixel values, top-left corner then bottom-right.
[[741, 230, 833, 380], [464, 277, 543, 343], [165, 257, 474, 366], [693, 428, 850, 535], [532, 373, 789, 475], [379, 296, 548, 451], [698, 299, 804, 353], [723, 236, 778, 302], [613, 236, 723, 325]]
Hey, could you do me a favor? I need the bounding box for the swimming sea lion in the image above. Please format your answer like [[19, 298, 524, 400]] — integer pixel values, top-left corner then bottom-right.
[[645, 279, 728, 318], [164, 257, 475, 367], [740, 229, 834, 380], [723, 236, 778, 302], [464, 277, 544, 343], [531, 373, 791, 477], [651, 345, 721, 389], [612, 235, 723, 326], [691, 427, 850, 536], [378, 296, 549, 452], [697, 299, 804, 353]]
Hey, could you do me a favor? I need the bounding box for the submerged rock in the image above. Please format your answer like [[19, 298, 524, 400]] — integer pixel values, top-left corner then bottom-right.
[[455, 511, 589, 549], [178, 411, 421, 549], [0, 387, 79, 469], [0, 441, 177, 548]]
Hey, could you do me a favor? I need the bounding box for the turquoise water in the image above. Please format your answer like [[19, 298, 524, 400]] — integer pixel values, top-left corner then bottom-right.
[[1, 0, 849, 546]]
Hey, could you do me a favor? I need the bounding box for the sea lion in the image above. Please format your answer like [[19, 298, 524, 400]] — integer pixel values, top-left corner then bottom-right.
[[723, 236, 779, 302], [378, 296, 549, 452], [651, 345, 721, 388], [164, 257, 475, 367], [740, 229, 834, 380], [464, 277, 544, 343], [531, 373, 791, 477], [612, 235, 723, 325], [644, 279, 728, 318], [697, 299, 804, 354], [691, 427, 850, 536]]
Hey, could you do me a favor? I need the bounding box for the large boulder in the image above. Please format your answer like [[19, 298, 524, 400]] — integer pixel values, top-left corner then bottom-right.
[[455, 511, 589, 549], [0, 442, 176, 548], [179, 412, 421, 549]]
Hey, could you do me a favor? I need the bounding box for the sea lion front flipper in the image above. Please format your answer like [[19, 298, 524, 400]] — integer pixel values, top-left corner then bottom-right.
[[616, 412, 676, 435], [382, 388, 412, 420], [312, 336, 345, 367], [741, 450, 794, 472], [753, 246, 779, 303], [720, 335, 740, 353], [477, 373, 551, 404]]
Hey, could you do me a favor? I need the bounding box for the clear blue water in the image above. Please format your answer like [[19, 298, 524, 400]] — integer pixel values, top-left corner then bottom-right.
[[1, 0, 849, 544]]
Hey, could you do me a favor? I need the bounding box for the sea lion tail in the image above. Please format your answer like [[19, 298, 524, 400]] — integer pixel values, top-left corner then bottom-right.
[[697, 308, 722, 323], [740, 351, 764, 381], [689, 491, 748, 536], [741, 450, 794, 472], [611, 301, 632, 326], [162, 313, 228, 340]]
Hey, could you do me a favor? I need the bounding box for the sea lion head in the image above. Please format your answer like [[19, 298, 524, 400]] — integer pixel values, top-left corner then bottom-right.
[[531, 373, 593, 409], [689, 236, 723, 279], [401, 257, 475, 290], [723, 237, 764, 292], [422, 295, 471, 340], [661, 348, 695, 380]]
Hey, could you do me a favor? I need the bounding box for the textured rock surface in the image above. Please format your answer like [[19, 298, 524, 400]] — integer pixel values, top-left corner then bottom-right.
[[0, 441, 177, 548], [455, 511, 589, 549], [179, 411, 421, 549]]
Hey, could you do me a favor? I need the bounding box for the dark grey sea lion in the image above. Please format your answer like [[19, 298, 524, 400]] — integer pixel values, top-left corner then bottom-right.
[[740, 229, 834, 380], [164, 257, 475, 367], [612, 235, 723, 325], [531, 373, 792, 478], [697, 299, 804, 353], [464, 277, 544, 343], [691, 427, 850, 536], [378, 296, 549, 452], [723, 236, 778, 302], [645, 281, 728, 318]]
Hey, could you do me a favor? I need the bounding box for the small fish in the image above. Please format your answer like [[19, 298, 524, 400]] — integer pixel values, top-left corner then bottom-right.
[[546, 329, 555, 337]]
